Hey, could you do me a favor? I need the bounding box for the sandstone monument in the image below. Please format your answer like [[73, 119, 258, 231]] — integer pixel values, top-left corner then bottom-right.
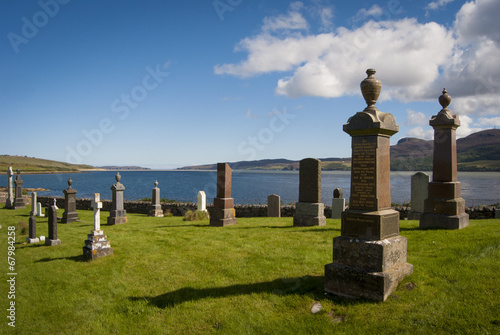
[[210, 163, 237, 227], [293, 158, 326, 226]]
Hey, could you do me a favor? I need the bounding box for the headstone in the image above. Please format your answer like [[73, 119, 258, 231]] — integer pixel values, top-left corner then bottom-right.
[[331, 188, 345, 219], [496, 209, 500, 219], [210, 163, 237, 226], [83, 193, 113, 260], [420, 89, 469, 229], [267, 194, 281, 217], [26, 216, 39, 244], [45, 204, 61, 246], [408, 172, 429, 220], [149, 180, 164, 217], [107, 172, 128, 225], [62, 178, 79, 223], [53, 198, 59, 209], [5, 167, 14, 209], [13, 169, 25, 209], [197, 191, 207, 212], [30, 192, 38, 216], [36, 202, 45, 217], [325, 69, 413, 302], [293, 158, 326, 226]]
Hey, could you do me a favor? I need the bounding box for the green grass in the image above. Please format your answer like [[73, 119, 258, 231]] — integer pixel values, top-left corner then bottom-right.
[[1, 207, 499, 334]]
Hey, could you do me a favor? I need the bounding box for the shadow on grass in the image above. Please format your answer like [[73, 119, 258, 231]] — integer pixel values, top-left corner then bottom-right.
[[130, 275, 365, 308], [35, 254, 87, 263]]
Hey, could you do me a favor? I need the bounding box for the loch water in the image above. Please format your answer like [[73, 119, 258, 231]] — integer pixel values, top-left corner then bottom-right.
[[2, 170, 499, 207]]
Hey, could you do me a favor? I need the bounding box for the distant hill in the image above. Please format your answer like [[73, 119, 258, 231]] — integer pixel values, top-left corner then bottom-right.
[[0, 155, 97, 174], [179, 129, 500, 172], [98, 166, 151, 171]]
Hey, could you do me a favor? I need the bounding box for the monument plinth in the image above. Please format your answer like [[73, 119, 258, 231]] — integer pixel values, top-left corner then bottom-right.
[[325, 69, 412, 301], [419, 89, 469, 229], [210, 163, 237, 227]]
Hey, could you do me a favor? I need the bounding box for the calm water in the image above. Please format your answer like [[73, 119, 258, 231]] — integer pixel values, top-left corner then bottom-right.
[[2, 170, 499, 207]]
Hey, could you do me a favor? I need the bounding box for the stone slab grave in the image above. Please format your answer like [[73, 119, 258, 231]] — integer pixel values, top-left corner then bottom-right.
[[83, 193, 113, 260], [331, 188, 346, 219], [26, 216, 39, 244], [108, 172, 128, 225], [5, 167, 14, 209], [45, 204, 61, 246], [420, 89, 469, 230], [13, 169, 26, 209], [408, 172, 429, 220], [62, 178, 79, 223], [149, 180, 164, 217], [197, 191, 207, 212], [210, 163, 237, 227], [36, 202, 45, 217], [293, 158, 326, 226], [267, 194, 281, 217], [324, 69, 413, 302]]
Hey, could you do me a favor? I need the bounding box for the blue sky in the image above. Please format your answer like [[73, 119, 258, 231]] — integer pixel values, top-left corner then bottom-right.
[[2, 0, 499, 169]]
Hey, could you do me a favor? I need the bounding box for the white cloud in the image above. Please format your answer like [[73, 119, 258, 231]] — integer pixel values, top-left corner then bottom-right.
[[425, 0, 454, 13], [456, 114, 484, 138], [352, 5, 383, 24], [406, 109, 428, 126], [477, 116, 500, 127], [319, 7, 334, 32], [246, 109, 258, 119], [407, 127, 434, 140]]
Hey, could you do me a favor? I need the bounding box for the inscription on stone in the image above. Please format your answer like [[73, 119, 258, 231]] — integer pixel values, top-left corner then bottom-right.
[[350, 137, 377, 210]]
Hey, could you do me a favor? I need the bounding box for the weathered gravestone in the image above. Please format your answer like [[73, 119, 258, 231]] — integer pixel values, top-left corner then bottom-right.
[[62, 178, 79, 223], [331, 188, 346, 219], [267, 194, 281, 217], [107, 172, 128, 225], [324, 69, 413, 302], [45, 204, 61, 246], [83, 193, 113, 260], [408, 172, 429, 220], [149, 180, 164, 217], [5, 167, 14, 209], [13, 169, 25, 209], [293, 158, 326, 226], [210, 163, 237, 227], [36, 202, 44, 217], [197, 191, 207, 212], [420, 89, 469, 229], [26, 216, 39, 244], [30, 192, 38, 217]]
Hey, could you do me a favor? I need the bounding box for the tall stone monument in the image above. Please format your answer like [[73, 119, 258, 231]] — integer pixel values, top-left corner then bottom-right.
[[13, 169, 25, 209], [83, 193, 113, 260], [325, 69, 413, 301], [108, 172, 128, 225], [197, 191, 207, 212], [267, 194, 281, 217], [46, 204, 61, 246], [26, 216, 39, 244], [408, 172, 429, 220], [293, 158, 326, 226], [5, 167, 14, 209], [210, 163, 237, 227], [30, 192, 38, 217], [149, 180, 164, 217], [62, 178, 79, 223], [420, 89, 469, 229], [331, 188, 346, 219]]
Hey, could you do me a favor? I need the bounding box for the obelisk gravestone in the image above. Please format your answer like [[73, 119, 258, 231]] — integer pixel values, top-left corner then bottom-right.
[[5, 167, 14, 209], [13, 169, 25, 209], [62, 178, 79, 223], [210, 163, 237, 227], [149, 180, 164, 217], [46, 204, 61, 246], [107, 173, 128, 225], [293, 158, 326, 226]]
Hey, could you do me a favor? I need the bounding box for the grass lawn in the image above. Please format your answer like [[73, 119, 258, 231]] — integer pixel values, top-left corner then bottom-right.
[[1, 207, 499, 334]]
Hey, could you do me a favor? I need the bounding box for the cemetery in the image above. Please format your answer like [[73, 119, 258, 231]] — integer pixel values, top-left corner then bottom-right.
[[1, 70, 499, 334]]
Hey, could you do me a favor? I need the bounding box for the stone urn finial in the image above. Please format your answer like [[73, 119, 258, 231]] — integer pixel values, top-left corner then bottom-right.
[[68, 177, 73, 188], [16, 168, 20, 175], [115, 172, 121, 183], [439, 88, 451, 111], [360, 69, 382, 113], [154, 180, 158, 188]]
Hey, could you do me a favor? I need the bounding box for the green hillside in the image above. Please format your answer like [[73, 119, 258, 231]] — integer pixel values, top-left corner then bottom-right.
[[0, 155, 96, 173]]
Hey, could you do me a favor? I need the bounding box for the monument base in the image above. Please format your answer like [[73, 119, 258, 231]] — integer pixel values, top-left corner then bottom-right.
[[12, 199, 25, 209], [341, 209, 400, 240], [325, 235, 412, 301], [107, 210, 128, 225], [83, 230, 113, 260], [419, 212, 469, 230], [45, 239, 61, 246], [407, 211, 423, 220], [210, 208, 237, 227], [293, 202, 326, 227], [26, 237, 40, 244], [61, 212, 79, 223], [149, 205, 164, 217]]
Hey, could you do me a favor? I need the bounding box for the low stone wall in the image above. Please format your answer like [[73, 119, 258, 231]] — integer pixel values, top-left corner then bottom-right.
[[36, 196, 497, 220]]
